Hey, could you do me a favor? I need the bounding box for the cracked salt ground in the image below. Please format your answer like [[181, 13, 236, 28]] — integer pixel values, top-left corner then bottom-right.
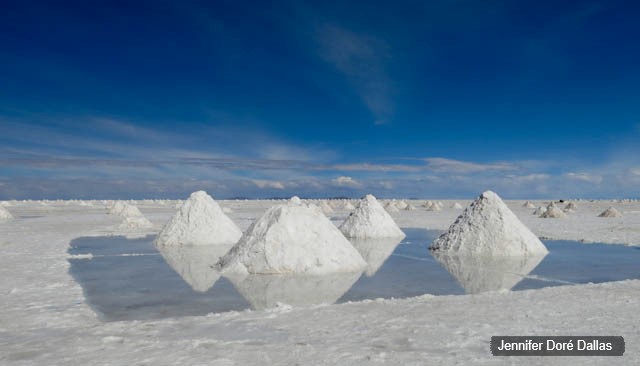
[[67, 229, 640, 321]]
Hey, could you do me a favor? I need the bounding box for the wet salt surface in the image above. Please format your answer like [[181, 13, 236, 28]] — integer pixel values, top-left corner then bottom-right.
[[67, 229, 640, 322]]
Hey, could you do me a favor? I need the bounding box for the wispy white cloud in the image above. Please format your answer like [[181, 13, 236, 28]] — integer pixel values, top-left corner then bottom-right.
[[251, 179, 285, 190], [565, 172, 603, 184], [424, 157, 519, 173], [315, 24, 393, 125], [330, 176, 362, 188]]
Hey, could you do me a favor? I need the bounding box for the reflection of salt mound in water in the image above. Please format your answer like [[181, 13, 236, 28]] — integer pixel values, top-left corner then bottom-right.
[[430, 191, 548, 256], [220, 203, 366, 275], [0, 205, 14, 220], [155, 191, 242, 246], [227, 271, 362, 310], [598, 207, 622, 218], [349, 237, 403, 276], [433, 253, 547, 294], [339, 194, 405, 239], [156, 244, 229, 292]]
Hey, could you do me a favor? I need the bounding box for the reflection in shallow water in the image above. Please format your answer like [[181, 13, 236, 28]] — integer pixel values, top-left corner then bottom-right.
[[156, 244, 232, 292], [349, 237, 403, 277], [432, 252, 547, 294], [228, 271, 363, 310]]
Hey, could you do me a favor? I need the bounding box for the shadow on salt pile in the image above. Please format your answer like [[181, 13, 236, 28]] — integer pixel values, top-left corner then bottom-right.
[[67, 235, 249, 322]]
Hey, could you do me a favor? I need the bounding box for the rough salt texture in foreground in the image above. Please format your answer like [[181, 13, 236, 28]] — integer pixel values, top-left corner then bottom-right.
[[0, 205, 13, 219], [430, 191, 548, 256], [339, 194, 405, 238], [154, 191, 242, 246], [220, 203, 366, 275]]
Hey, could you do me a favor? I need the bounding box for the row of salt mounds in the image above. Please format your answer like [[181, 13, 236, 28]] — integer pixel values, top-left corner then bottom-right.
[[155, 191, 242, 247], [0, 205, 13, 220], [219, 200, 366, 275], [426, 201, 443, 211], [430, 191, 548, 256], [599, 206, 623, 218], [539, 202, 566, 218], [339, 194, 405, 239]]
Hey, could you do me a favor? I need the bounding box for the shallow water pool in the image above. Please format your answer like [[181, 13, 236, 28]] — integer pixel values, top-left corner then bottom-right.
[[67, 230, 640, 321]]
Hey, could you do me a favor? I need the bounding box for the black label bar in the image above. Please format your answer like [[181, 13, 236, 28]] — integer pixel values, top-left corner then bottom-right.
[[491, 336, 625, 356]]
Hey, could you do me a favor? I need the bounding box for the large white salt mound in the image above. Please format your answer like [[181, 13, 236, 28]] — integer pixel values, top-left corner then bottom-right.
[[598, 207, 622, 218], [0, 205, 13, 220], [155, 191, 242, 247], [430, 191, 548, 256], [339, 194, 405, 239], [219, 203, 366, 275], [540, 205, 566, 218]]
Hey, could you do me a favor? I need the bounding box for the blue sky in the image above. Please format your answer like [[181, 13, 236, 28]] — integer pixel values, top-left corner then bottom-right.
[[1, 0, 639, 199]]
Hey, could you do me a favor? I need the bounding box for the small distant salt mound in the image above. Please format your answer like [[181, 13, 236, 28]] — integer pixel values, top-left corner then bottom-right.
[[426, 202, 442, 211], [343, 202, 356, 210], [107, 201, 127, 215], [155, 191, 242, 247], [430, 191, 548, 256], [395, 201, 408, 210], [119, 216, 153, 229], [451, 202, 463, 209], [539, 204, 566, 218], [339, 194, 405, 239], [384, 202, 400, 213], [319, 201, 334, 215], [564, 202, 577, 211], [0, 205, 14, 220], [404, 203, 417, 211], [423, 200, 433, 208], [598, 207, 622, 218], [289, 196, 302, 205], [220, 203, 366, 275], [533, 206, 546, 215], [523, 201, 536, 209]]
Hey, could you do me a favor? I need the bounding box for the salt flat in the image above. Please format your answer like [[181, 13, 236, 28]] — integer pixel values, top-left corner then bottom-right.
[[1, 199, 639, 365]]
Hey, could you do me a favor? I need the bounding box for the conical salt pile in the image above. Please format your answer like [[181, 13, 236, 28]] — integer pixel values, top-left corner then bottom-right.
[[384, 201, 399, 213], [0, 205, 14, 220], [404, 203, 417, 211], [539, 204, 566, 218], [564, 202, 577, 211], [220, 203, 366, 275], [423, 200, 433, 208], [343, 202, 355, 210], [339, 194, 405, 239], [107, 201, 127, 215], [523, 201, 536, 209], [451, 202, 463, 209], [155, 191, 242, 247], [430, 191, 548, 256], [533, 206, 546, 215], [426, 202, 442, 211], [114, 203, 153, 229], [319, 201, 334, 215], [289, 196, 302, 205], [598, 207, 622, 218], [396, 201, 408, 210]]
